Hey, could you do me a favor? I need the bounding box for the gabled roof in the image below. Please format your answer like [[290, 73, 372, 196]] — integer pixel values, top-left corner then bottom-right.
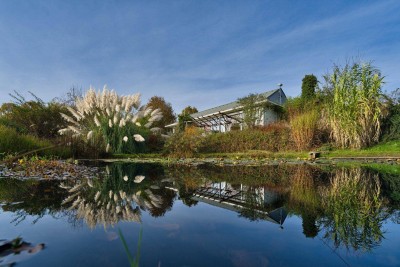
[[190, 88, 284, 119]]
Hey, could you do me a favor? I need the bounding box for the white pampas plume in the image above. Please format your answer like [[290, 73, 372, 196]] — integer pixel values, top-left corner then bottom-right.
[[58, 128, 70, 135], [149, 114, 163, 122], [94, 191, 101, 202], [134, 175, 145, 183], [68, 125, 82, 135], [106, 143, 111, 152], [135, 122, 141, 127], [87, 131, 93, 140], [144, 107, 152, 117], [123, 136, 128, 142], [116, 206, 121, 214], [106, 107, 111, 117], [133, 134, 145, 142], [131, 115, 138, 123], [108, 119, 113, 128], [115, 104, 120, 112], [119, 118, 125, 128], [113, 114, 118, 125], [144, 121, 152, 128], [123, 175, 128, 181], [87, 179, 93, 188], [150, 108, 161, 116], [67, 106, 82, 120], [94, 115, 101, 127], [114, 194, 118, 202], [61, 113, 79, 126]]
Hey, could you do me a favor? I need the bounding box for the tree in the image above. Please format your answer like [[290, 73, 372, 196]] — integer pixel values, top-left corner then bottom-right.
[[178, 106, 198, 131], [301, 74, 318, 100], [237, 93, 266, 129], [146, 96, 176, 132]]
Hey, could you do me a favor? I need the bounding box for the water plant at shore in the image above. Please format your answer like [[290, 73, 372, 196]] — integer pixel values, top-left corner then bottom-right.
[[58, 86, 163, 154]]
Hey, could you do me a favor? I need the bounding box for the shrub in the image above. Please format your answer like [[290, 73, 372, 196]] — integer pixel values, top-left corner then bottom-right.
[[199, 122, 292, 153], [290, 110, 319, 150], [164, 126, 205, 157], [0, 125, 71, 159]]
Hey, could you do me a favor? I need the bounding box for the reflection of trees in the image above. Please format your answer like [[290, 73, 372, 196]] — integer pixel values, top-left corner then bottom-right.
[[288, 166, 327, 238], [320, 168, 389, 252], [0, 179, 67, 224], [61, 163, 176, 229]]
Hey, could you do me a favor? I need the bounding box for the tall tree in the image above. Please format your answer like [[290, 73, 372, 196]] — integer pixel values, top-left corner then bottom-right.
[[237, 93, 266, 129], [146, 96, 176, 131], [301, 74, 318, 100], [178, 106, 198, 130]]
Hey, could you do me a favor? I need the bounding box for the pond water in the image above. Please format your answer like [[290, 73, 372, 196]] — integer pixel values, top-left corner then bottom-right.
[[0, 162, 399, 267]]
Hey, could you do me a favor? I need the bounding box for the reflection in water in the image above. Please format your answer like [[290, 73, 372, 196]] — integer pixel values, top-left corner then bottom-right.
[[0, 162, 399, 259], [320, 168, 389, 252], [0, 237, 45, 266], [190, 181, 288, 227], [60, 163, 176, 229]]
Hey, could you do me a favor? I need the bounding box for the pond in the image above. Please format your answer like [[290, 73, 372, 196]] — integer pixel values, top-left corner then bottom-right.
[[0, 162, 399, 267]]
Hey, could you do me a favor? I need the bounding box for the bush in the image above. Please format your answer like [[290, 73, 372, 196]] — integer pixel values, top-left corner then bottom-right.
[[164, 127, 205, 157], [0, 125, 71, 159], [290, 110, 319, 151], [199, 122, 292, 153]]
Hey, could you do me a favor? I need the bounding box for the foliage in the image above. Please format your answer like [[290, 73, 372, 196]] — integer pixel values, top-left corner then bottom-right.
[[237, 93, 267, 129], [59, 86, 163, 154], [178, 106, 198, 131], [146, 96, 176, 132], [0, 125, 71, 158], [199, 122, 292, 153], [290, 110, 320, 150], [118, 228, 142, 267], [0, 91, 68, 139], [325, 61, 386, 148], [164, 126, 205, 157], [381, 88, 400, 141], [301, 74, 318, 100], [321, 168, 388, 251]]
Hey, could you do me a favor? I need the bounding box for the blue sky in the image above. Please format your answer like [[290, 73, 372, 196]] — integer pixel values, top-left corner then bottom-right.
[[1, 0, 399, 113]]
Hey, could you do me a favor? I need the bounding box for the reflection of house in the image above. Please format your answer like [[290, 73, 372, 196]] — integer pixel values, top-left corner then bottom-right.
[[165, 88, 287, 133], [191, 181, 287, 226], [191, 88, 287, 132]]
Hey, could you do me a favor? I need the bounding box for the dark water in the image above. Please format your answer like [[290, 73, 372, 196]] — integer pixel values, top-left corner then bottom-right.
[[1, 163, 399, 267]]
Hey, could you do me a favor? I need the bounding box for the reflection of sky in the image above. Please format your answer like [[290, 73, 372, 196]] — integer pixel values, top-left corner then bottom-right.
[[1, 201, 400, 267]]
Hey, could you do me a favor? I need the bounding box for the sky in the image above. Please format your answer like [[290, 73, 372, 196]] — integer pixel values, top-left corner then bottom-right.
[[0, 0, 399, 113]]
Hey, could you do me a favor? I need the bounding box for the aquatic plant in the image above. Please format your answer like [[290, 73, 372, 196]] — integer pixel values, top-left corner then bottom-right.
[[58, 86, 163, 153]]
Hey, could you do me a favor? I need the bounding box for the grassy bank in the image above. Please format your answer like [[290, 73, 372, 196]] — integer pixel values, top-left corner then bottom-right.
[[110, 140, 400, 160]]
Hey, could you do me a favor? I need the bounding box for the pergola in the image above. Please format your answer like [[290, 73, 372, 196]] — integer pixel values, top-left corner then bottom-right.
[[191, 111, 243, 130]]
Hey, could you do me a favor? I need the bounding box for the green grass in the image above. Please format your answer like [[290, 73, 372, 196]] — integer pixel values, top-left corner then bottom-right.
[[322, 140, 400, 157], [107, 141, 400, 161], [0, 125, 71, 159]]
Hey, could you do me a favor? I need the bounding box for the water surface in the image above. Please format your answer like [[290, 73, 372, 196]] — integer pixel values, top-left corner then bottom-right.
[[1, 163, 399, 266]]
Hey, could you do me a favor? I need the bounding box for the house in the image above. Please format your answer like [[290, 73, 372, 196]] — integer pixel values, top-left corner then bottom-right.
[[165, 87, 287, 133], [192, 88, 286, 132]]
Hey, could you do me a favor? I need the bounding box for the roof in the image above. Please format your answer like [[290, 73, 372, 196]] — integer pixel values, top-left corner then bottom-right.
[[190, 88, 284, 119], [165, 122, 179, 128]]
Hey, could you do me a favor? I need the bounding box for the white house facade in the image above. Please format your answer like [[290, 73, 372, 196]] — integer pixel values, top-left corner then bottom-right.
[[189, 88, 287, 132]]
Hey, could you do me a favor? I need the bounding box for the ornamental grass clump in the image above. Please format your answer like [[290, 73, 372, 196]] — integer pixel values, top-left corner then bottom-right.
[[59, 86, 162, 154], [326, 61, 386, 149]]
